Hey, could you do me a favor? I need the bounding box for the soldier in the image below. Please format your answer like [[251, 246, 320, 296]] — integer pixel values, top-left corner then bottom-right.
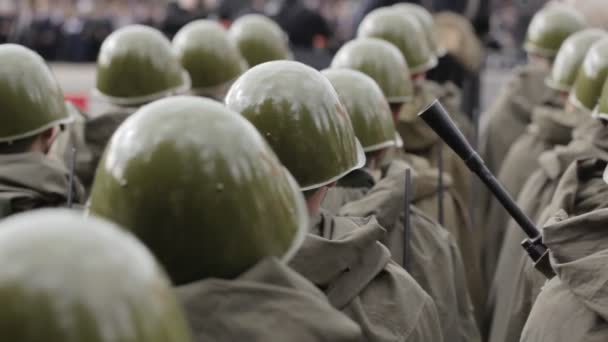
[[0, 209, 193, 341], [477, 3, 585, 252], [228, 14, 291, 67], [0, 44, 84, 217], [488, 37, 608, 342], [73, 25, 190, 192], [486, 28, 606, 342], [480, 3, 586, 291], [487, 29, 606, 341], [479, 3, 586, 179], [331, 36, 484, 325], [517, 83, 608, 342], [357, 6, 474, 220], [88, 96, 363, 341], [321, 68, 481, 342], [173, 19, 247, 100], [225, 60, 444, 342], [319, 67, 405, 212]]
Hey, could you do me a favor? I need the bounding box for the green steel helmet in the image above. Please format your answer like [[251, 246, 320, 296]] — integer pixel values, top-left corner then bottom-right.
[[591, 77, 608, 121], [570, 37, 608, 112], [357, 7, 437, 74], [225, 61, 365, 191], [95, 25, 190, 107], [331, 38, 413, 104], [89, 96, 307, 285], [0, 209, 192, 342], [322, 69, 398, 152], [392, 3, 445, 57], [0, 44, 71, 143], [524, 4, 586, 58], [229, 14, 291, 67], [546, 29, 607, 92], [173, 20, 247, 98]]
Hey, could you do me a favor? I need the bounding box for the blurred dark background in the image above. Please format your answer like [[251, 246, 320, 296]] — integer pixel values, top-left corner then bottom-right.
[[0, 0, 547, 62]]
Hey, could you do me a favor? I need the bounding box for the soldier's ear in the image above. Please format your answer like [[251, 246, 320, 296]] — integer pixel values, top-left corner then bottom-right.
[[40, 126, 61, 154]]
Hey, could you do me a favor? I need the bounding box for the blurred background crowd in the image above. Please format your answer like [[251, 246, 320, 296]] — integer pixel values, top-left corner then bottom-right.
[[0, 0, 549, 63]]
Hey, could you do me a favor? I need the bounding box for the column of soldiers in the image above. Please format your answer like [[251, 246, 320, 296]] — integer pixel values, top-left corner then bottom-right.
[[2, 1, 608, 342]]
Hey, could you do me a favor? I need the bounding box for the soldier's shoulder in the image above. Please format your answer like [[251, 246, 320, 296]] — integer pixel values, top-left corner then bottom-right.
[[378, 261, 439, 333]]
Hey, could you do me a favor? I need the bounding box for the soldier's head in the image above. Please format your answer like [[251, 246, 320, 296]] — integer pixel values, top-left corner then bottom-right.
[[225, 61, 365, 216], [94, 25, 190, 109], [568, 37, 608, 114], [524, 4, 586, 70], [357, 7, 437, 80], [228, 14, 291, 67], [331, 38, 413, 121], [173, 20, 247, 100], [546, 29, 607, 101], [322, 69, 400, 170], [0, 44, 71, 155], [0, 209, 193, 342], [88, 96, 307, 286]]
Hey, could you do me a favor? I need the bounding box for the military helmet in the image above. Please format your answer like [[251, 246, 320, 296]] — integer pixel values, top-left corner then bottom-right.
[[89, 96, 307, 285], [331, 38, 413, 104], [322, 69, 398, 152], [173, 20, 247, 98], [546, 29, 606, 92], [0, 44, 71, 143], [95, 25, 190, 107], [0, 209, 192, 342], [392, 3, 445, 57], [524, 4, 586, 58], [570, 37, 608, 112], [229, 14, 291, 67], [357, 7, 437, 74], [225, 61, 365, 191]]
